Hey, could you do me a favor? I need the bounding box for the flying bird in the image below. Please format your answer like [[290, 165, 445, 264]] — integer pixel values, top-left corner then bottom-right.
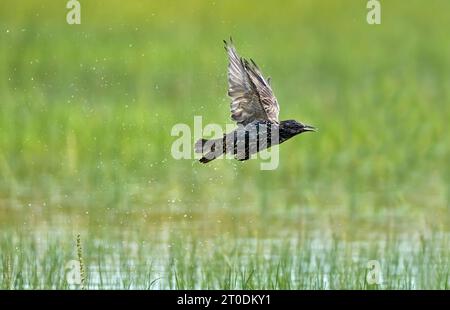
[[196, 38, 316, 163]]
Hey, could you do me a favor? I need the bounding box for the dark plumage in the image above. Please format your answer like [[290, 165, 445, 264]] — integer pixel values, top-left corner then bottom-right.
[[196, 38, 316, 163]]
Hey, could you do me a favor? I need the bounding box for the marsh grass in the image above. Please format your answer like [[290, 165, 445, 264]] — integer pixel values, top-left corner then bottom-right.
[[76, 234, 86, 289], [0, 227, 448, 289]]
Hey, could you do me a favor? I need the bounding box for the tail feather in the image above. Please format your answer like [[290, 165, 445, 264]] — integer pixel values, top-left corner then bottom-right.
[[194, 138, 208, 153]]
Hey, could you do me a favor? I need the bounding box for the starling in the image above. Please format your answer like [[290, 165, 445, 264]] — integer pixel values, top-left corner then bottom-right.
[[195, 38, 316, 164]]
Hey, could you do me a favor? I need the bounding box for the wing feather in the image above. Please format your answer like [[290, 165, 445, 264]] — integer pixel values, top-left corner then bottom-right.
[[224, 39, 280, 125]]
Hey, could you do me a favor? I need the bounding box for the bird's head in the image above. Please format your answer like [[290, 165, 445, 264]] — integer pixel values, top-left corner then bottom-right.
[[280, 120, 317, 136]]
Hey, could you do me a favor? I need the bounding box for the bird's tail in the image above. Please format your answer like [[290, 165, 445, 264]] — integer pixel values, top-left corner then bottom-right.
[[195, 137, 224, 164], [199, 154, 217, 164]]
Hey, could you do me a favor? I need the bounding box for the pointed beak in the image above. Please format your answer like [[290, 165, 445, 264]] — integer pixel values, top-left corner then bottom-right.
[[302, 124, 317, 132]]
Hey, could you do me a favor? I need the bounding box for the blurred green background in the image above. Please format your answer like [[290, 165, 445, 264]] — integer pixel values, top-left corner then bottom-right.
[[0, 0, 449, 289]]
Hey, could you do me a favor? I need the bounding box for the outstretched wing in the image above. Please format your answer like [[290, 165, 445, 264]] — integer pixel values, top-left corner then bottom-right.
[[224, 39, 280, 125], [243, 58, 280, 124]]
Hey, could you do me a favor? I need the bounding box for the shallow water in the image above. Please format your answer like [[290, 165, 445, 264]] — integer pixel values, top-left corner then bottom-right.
[[2, 206, 448, 289]]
